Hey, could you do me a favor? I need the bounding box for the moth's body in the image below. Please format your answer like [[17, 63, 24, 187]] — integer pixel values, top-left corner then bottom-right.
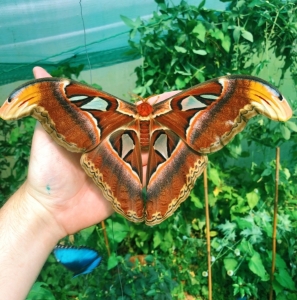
[[138, 120, 151, 148], [0, 75, 292, 225]]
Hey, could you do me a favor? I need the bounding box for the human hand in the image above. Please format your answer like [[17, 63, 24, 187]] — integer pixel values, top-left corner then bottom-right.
[[22, 68, 114, 236]]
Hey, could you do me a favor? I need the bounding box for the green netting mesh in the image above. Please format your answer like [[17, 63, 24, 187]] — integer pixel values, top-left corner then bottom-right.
[[0, 0, 226, 85]]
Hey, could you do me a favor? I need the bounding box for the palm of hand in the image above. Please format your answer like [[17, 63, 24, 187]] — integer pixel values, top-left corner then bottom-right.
[[26, 122, 113, 234]]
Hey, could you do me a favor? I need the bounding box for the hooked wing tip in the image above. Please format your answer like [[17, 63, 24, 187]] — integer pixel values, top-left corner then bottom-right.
[[241, 77, 293, 122]]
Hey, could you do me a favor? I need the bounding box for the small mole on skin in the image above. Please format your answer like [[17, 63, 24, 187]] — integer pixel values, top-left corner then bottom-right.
[[46, 184, 51, 194]]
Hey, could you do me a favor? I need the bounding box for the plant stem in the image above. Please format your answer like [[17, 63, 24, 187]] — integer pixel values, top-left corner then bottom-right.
[[204, 167, 212, 300], [101, 220, 111, 256], [269, 147, 280, 300]]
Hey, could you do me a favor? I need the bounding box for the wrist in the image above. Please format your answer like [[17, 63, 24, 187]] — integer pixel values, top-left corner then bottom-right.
[[0, 182, 65, 299], [10, 182, 66, 245]]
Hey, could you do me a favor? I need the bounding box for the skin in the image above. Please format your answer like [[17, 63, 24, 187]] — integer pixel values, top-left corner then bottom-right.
[[0, 67, 178, 299]]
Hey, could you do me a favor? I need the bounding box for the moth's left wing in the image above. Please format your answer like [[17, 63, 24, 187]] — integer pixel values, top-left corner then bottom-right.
[[0, 78, 137, 152], [81, 122, 144, 223], [153, 75, 292, 154]]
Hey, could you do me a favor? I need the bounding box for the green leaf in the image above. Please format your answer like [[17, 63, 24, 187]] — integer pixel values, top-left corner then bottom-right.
[[234, 217, 253, 230], [175, 76, 187, 89], [174, 45, 187, 53], [192, 22, 206, 42], [233, 26, 241, 43], [222, 35, 231, 52], [145, 255, 154, 263], [193, 49, 207, 55], [275, 268, 296, 291], [145, 78, 154, 87], [124, 285, 133, 296], [267, 251, 287, 269], [194, 71, 205, 82], [153, 231, 163, 248], [282, 168, 291, 180], [209, 168, 220, 186], [161, 231, 174, 251], [190, 193, 204, 208], [248, 0, 262, 8], [107, 253, 119, 270], [106, 219, 129, 243], [198, 0, 206, 10], [223, 258, 238, 271], [210, 28, 224, 41], [261, 168, 272, 177], [208, 194, 218, 206], [285, 121, 297, 132], [246, 190, 260, 209], [241, 30, 254, 42], [277, 214, 292, 232], [248, 252, 269, 281], [80, 225, 96, 241], [146, 289, 157, 296], [175, 70, 191, 76], [91, 83, 102, 90], [27, 282, 55, 300], [231, 198, 250, 214], [280, 124, 291, 140], [120, 15, 136, 28], [130, 28, 137, 39], [217, 220, 236, 235], [238, 239, 254, 255], [133, 86, 146, 96]]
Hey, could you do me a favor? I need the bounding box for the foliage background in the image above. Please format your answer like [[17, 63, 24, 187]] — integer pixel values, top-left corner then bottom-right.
[[1, 0, 297, 299]]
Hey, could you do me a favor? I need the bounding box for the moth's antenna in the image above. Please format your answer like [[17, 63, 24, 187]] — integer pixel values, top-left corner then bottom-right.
[[79, 0, 93, 84]]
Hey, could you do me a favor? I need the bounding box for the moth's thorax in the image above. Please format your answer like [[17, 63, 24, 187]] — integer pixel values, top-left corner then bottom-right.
[[137, 102, 153, 148], [137, 102, 153, 117]]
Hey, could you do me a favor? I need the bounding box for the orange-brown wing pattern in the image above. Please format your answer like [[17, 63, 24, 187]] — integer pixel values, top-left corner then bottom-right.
[[0, 78, 137, 152], [153, 75, 292, 154], [0, 75, 293, 226], [145, 122, 207, 225], [81, 124, 144, 223]]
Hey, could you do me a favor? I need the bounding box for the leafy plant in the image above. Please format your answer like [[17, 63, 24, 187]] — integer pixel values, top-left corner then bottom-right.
[[0, 117, 35, 204], [50, 62, 84, 79], [122, 0, 297, 96]]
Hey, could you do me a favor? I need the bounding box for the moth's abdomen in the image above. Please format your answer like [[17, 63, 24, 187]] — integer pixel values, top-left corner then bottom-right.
[[139, 120, 150, 149]]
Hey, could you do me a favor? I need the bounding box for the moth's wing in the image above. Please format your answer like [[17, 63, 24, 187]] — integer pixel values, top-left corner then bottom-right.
[[0, 78, 144, 222], [81, 122, 144, 223], [153, 75, 292, 154], [144, 75, 292, 225], [145, 123, 207, 225], [0, 78, 137, 152]]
